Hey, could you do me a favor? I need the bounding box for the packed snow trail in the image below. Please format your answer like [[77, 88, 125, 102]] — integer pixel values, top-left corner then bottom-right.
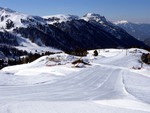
[[0, 65, 150, 112], [0, 66, 128, 101], [1, 101, 150, 113], [0, 49, 150, 113]]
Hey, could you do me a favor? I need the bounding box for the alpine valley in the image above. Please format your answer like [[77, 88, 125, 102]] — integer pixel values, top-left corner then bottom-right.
[[114, 20, 150, 47]]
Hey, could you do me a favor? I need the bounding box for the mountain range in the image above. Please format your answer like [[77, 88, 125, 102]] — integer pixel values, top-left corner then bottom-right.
[[114, 20, 150, 47], [0, 7, 148, 59]]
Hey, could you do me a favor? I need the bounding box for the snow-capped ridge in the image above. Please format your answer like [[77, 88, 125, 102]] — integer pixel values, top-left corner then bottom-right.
[[0, 7, 46, 30], [44, 13, 107, 24], [82, 13, 107, 23], [43, 14, 79, 24]]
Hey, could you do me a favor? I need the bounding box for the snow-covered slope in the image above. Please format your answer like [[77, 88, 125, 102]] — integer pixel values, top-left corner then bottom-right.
[[0, 7, 46, 30], [15, 35, 61, 53], [0, 48, 150, 113], [0, 7, 60, 54]]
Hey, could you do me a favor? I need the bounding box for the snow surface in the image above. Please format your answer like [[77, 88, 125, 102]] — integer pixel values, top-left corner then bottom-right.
[[0, 49, 150, 113], [82, 13, 107, 23], [43, 14, 79, 24], [15, 35, 61, 53], [0, 7, 46, 31]]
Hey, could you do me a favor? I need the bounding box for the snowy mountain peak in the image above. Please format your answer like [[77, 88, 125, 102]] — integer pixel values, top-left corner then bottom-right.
[[43, 14, 79, 24], [114, 20, 129, 25], [83, 13, 103, 18], [82, 13, 107, 23]]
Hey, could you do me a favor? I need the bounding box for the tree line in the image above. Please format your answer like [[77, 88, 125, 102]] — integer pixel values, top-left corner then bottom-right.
[[0, 51, 55, 69]]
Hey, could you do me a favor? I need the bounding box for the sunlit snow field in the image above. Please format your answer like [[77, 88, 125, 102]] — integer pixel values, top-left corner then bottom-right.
[[0, 49, 150, 113]]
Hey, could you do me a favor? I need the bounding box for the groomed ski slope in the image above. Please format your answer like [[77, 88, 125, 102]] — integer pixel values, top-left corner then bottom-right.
[[0, 49, 150, 113]]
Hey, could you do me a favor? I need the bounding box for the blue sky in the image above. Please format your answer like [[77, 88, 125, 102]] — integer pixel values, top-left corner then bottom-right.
[[0, 0, 150, 23]]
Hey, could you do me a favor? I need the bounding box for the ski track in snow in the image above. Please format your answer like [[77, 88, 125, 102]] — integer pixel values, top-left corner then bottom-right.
[[0, 49, 150, 113]]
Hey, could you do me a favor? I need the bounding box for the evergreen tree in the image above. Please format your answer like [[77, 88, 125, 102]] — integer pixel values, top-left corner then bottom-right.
[[93, 50, 98, 56]]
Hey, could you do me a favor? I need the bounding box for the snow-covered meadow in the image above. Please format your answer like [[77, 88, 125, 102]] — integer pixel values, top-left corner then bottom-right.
[[0, 48, 150, 113]]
